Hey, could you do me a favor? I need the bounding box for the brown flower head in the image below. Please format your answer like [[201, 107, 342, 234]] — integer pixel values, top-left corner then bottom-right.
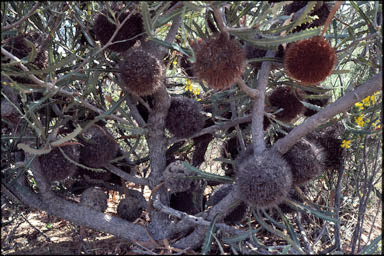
[[79, 125, 119, 168], [80, 187, 108, 212], [93, 9, 144, 52], [39, 145, 80, 182], [119, 48, 164, 96], [269, 86, 304, 122], [165, 97, 205, 138], [284, 36, 336, 85], [117, 191, 146, 221], [235, 149, 292, 209], [193, 33, 246, 90], [284, 139, 325, 185]]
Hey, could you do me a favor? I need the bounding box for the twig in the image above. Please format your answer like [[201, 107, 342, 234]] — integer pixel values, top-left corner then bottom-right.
[[295, 211, 313, 254], [333, 159, 345, 251], [252, 50, 274, 155], [210, 4, 229, 39], [273, 72, 382, 155], [21, 214, 52, 243], [168, 115, 252, 145], [105, 164, 149, 186], [3, 2, 42, 31], [236, 77, 260, 99]]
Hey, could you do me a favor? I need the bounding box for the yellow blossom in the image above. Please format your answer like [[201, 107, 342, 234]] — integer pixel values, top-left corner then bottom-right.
[[192, 88, 200, 95], [355, 115, 365, 127], [185, 79, 193, 92], [341, 140, 351, 149], [172, 59, 178, 66], [372, 121, 382, 130], [354, 102, 364, 110], [362, 96, 371, 107], [196, 98, 201, 101]]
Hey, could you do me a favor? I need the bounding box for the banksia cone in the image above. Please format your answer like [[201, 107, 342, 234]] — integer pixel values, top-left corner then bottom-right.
[[163, 160, 198, 193], [268, 86, 304, 122], [193, 33, 246, 90], [284, 139, 325, 185], [39, 145, 80, 182], [284, 36, 336, 85], [119, 48, 164, 96], [165, 97, 205, 138], [79, 125, 119, 168], [206, 184, 248, 224], [93, 10, 144, 52], [117, 192, 145, 221], [235, 149, 292, 209], [80, 187, 108, 212]]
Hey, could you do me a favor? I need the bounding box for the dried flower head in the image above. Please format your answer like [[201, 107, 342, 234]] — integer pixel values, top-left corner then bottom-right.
[[206, 184, 248, 224], [284, 139, 325, 185], [170, 182, 205, 215], [80, 187, 108, 212], [269, 86, 304, 122], [39, 145, 80, 182], [119, 48, 164, 96], [284, 36, 336, 85], [193, 33, 246, 90], [235, 149, 292, 209], [93, 10, 144, 52], [79, 125, 119, 168], [165, 97, 205, 138]]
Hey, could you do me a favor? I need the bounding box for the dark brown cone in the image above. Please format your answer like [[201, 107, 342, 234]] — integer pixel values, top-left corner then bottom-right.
[[193, 33, 246, 90], [284, 36, 336, 85], [269, 86, 304, 122]]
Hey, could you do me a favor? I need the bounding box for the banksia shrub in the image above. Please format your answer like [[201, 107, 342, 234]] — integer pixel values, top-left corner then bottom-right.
[[235, 149, 292, 209], [39, 145, 80, 182], [165, 97, 205, 138], [284, 36, 336, 85], [79, 125, 119, 168], [206, 184, 248, 224], [80, 187, 108, 212], [117, 192, 145, 221], [119, 48, 164, 96], [284, 139, 325, 185], [193, 33, 246, 90], [268, 86, 304, 122], [93, 9, 144, 52]]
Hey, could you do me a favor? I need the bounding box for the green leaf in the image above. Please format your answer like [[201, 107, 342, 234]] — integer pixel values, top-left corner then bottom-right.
[[183, 162, 233, 183], [221, 228, 262, 244], [300, 100, 322, 113], [56, 72, 88, 87], [201, 214, 219, 255], [359, 234, 382, 254], [154, 7, 183, 28], [288, 1, 317, 33], [350, 1, 377, 34], [141, 2, 153, 37], [150, 37, 192, 57], [235, 27, 321, 49]]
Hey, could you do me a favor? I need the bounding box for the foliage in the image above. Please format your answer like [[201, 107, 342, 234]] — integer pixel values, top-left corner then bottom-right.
[[1, 1, 382, 254]]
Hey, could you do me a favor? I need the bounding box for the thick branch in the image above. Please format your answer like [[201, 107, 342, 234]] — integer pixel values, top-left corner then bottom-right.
[[273, 72, 382, 154], [252, 50, 274, 155]]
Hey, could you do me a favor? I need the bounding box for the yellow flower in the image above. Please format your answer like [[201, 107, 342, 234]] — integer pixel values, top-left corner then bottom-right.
[[355, 115, 365, 127], [196, 98, 201, 101], [354, 102, 364, 110], [192, 88, 200, 95], [185, 79, 193, 92], [172, 59, 178, 66], [362, 96, 371, 107], [341, 140, 351, 149], [372, 121, 381, 130]]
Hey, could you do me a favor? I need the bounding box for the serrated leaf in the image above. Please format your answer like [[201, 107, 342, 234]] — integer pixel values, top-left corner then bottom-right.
[[154, 7, 183, 28], [288, 1, 317, 33], [183, 162, 233, 183], [300, 100, 322, 112]]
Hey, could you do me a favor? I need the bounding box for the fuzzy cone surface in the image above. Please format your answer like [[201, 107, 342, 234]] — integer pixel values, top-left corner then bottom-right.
[[269, 86, 304, 122], [207, 184, 248, 224], [284, 139, 325, 185], [235, 149, 292, 209], [284, 36, 336, 85], [193, 33, 246, 90], [93, 10, 144, 52], [80, 187, 108, 212], [79, 125, 119, 168], [119, 48, 163, 96], [165, 97, 205, 138], [117, 197, 144, 222], [39, 145, 80, 182]]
